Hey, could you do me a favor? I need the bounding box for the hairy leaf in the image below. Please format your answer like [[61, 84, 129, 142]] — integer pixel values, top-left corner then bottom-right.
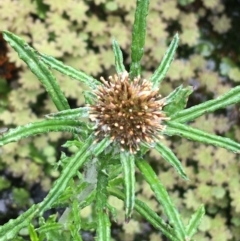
[[120, 151, 135, 220], [96, 167, 111, 241], [38, 136, 94, 214], [28, 223, 39, 241], [164, 86, 193, 117], [39, 53, 100, 89], [0, 205, 39, 241], [108, 187, 180, 241], [2, 31, 69, 111], [0, 119, 89, 146], [130, 0, 149, 78], [112, 38, 126, 74], [171, 85, 240, 123], [136, 158, 186, 240], [151, 34, 179, 87], [46, 107, 90, 120], [155, 142, 188, 180], [96, 211, 111, 241], [165, 121, 240, 153], [186, 204, 205, 238]]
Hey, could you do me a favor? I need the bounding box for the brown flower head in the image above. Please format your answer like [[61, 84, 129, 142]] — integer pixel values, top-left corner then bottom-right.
[[89, 71, 169, 153]]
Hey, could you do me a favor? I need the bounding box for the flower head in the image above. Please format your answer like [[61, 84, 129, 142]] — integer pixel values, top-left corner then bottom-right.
[[89, 71, 169, 153]]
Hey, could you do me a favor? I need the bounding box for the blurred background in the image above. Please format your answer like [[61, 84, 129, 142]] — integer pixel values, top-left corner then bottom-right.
[[0, 0, 240, 240]]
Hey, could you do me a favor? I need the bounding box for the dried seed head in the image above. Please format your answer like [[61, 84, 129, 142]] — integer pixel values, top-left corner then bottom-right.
[[89, 71, 169, 153]]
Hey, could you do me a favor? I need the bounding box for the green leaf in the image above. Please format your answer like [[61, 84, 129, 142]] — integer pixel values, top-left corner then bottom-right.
[[96, 169, 108, 212], [130, 0, 149, 79], [84, 91, 97, 105], [28, 223, 39, 241], [0, 119, 89, 146], [164, 86, 193, 117], [108, 187, 180, 241], [151, 34, 179, 87], [171, 85, 240, 123], [165, 86, 183, 105], [108, 164, 122, 181], [186, 204, 205, 238], [36, 223, 62, 234], [136, 158, 186, 240], [165, 121, 240, 153], [38, 135, 94, 214], [46, 107, 90, 119], [39, 53, 99, 89], [112, 39, 126, 74], [37, 215, 64, 241], [106, 203, 117, 222], [91, 137, 112, 156], [2, 31, 69, 111], [96, 211, 111, 241], [79, 189, 96, 210], [120, 151, 135, 220], [108, 177, 123, 188], [155, 142, 188, 180], [38, 135, 110, 215], [51, 182, 88, 208], [96, 168, 111, 241], [0, 205, 39, 241], [70, 199, 82, 236], [68, 201, 83, 241]]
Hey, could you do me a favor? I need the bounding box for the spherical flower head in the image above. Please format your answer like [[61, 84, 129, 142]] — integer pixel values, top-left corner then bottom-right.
[[89, 71, 169, 153]]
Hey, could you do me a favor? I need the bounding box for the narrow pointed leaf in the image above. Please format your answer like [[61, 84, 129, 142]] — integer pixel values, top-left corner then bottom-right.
[[0, 205, 39, 241], [38, 136, 110, 215], [79, 189, 96, 210], [28, 223, 39, 241], [51, 182, 88, 208], [165, 85, 183, 105], [130, 0, 149, 78], [151, 34, 179, 87], [186, 204, 205, 238], [96, 167, 111, 241], [91, 137, 112, 156], [97, 211, 111, 241], [70, 199, 82, 239], [84, 91, 97, 105], [46, 107, 89, 119], [2, 31, 69, 111], [36, 223, 63, 234], [155, 142, 188, 180], [108, 164, 122, 181], [108, 187, 180, 241], [164, 86, 193, 117], [96, 168, 108, 212], [0, 119, 89, 146], [69, 228, 82, 241], [165, 121, 240, 153], [36, 217, 64, 240], [112, 39, 126, 74], [38, 135, 94, 214], [106, 203, 117, 223], [39, 53, 100, 89], [172, 85, 240, 123], [120, 152, 135, 220], [136, 158, 186, 240]]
